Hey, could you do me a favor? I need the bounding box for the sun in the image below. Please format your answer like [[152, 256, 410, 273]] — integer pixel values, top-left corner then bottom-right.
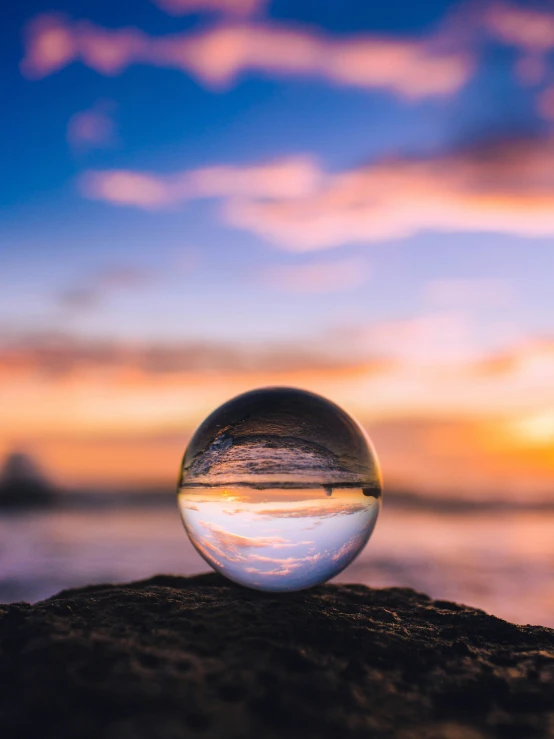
[[510, 412, 554, 446]]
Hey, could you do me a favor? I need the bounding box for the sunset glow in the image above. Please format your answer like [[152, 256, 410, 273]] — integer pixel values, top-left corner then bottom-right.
[[2, 0, 554, 502]]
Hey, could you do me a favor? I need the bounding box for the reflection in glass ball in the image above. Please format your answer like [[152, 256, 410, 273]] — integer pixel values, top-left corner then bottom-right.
[[177, 387, 382, 591]]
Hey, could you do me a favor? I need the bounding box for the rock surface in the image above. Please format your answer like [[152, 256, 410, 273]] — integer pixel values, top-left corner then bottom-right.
[[0, 573, 553, 739]]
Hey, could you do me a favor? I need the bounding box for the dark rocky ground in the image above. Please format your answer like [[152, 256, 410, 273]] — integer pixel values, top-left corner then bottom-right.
[[0, 573, 553, 739]]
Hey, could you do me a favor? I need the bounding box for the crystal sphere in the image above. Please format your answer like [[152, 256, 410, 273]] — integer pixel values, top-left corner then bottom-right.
[[177, 387, 382, 591]]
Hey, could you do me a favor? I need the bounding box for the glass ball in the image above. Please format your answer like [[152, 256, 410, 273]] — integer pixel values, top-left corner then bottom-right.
[[177, 387, 382, 591]]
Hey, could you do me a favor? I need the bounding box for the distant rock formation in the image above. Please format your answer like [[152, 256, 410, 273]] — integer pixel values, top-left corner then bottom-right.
[[0, 452, 56, 509], [0, 573, 552, 738]]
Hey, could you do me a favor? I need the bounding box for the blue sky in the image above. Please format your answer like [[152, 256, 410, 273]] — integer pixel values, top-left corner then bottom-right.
[[2, 0, 554, 493], [2, 0, 551, 347]]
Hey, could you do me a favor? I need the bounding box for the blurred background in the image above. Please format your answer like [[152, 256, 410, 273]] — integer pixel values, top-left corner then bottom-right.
[[1, 0, 554, 625]]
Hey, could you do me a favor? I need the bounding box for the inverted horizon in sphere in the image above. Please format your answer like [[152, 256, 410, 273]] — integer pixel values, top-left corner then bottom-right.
[[178, 387, 382, 591]]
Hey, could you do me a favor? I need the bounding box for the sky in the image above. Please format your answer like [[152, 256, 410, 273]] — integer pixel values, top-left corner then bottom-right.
[[1, 0, 554, 498], [178, 488, 380, 591]]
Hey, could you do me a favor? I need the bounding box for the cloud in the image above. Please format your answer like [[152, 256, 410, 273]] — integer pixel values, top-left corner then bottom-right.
[[483, 2, 554, 88], [484, 2, 554, 53], [21, 14, 473, 98], [199, 521, 297, 552], [80, 157, 320, 209], [151, 0, 265, 16], [243, 563, 305, 577], [80, 134, 554, 249], [470, 337, 554, 380], [193, 520, 321, 576], [82, 171, 171, 208], [243, 550, 324, 578], [331, 530, 369, 562], [67, 101, 116, 150], [21, 14, 76, 78], [190, 517, 370, 582], [0, 331, 379, 378], [225, 134, 554, 249], [263, 257, 370, 294], [21, 14, 146, 78], [254, 502, 369, 519]]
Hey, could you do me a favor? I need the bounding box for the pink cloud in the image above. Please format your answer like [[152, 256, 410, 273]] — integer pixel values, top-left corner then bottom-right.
[[483, 2, 554, 91], [21, 14, 473, 98], [170, 24, 472, 95], [21, 15, 146, 78], [330, 530, 368, 563], [81, 135, 554, 249], [20, 14, 75, 79], [243, 563, 304, 577], [484, 2, 554, 53], [0, 331, 377, 378], [193, 520, 320, 576], [471, 338, 554, 381], [244, 552, 323, 578], [200, 521, 294, 552], [81, 170, 171, 208], [80, 157, 320, 208], [78, 24, 147, 75], [77, 131, 554, 249], [264, 258, 370, 294], [152, 0, 265, 16], [67, 101, 116, 149], [224, 136, 554, 249], [184, 158, 320, 199], [323, 34, 471, 98]]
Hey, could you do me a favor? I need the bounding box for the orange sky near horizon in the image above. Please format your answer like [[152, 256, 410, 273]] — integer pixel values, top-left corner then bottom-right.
[[2, 328, 554, 499]]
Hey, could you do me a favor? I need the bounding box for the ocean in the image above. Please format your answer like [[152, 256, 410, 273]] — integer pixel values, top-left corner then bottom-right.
[[1, 501, 553, 627]]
